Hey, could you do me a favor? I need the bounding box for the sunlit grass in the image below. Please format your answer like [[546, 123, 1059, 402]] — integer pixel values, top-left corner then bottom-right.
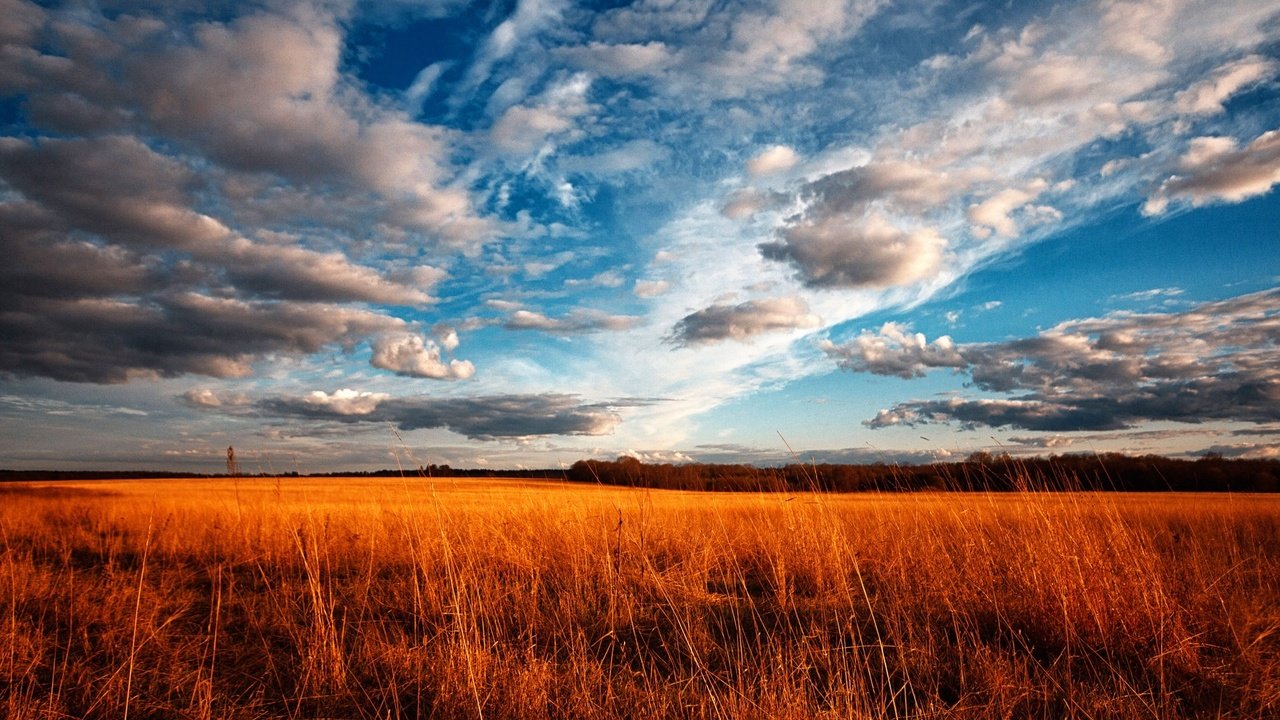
[[2, 477, 1278, 718]]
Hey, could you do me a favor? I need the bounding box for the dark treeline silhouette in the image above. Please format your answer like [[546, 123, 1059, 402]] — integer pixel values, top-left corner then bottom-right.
[[0, 467, 562, 482], [3, 452, 1277, 491], [565, 452, 1280, 493]]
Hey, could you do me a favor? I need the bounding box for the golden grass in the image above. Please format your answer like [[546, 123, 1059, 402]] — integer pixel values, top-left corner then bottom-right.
[[1, 477, 1278, 719]]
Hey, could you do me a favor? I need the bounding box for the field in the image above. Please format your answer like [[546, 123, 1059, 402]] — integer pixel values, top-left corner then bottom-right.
[[1, 477, 1278, 719]]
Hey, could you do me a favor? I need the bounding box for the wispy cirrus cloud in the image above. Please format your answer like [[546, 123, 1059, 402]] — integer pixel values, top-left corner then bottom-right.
[[742, 0, 1278, 300], [502, 308, 641, 334]]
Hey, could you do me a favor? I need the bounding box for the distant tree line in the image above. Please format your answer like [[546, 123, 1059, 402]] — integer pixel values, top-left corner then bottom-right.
[[3, 453, 1277, 492], [309, 466, 565, 479], [564, 453, 1280, 493]]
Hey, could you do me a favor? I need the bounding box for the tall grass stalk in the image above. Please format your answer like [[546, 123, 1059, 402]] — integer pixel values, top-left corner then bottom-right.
[[122, 514, 152, 720], [0, 477, 1276, 718]]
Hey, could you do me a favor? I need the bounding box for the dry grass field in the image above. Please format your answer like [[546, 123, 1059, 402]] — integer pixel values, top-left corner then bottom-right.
[[1, 476, 1278, 719]]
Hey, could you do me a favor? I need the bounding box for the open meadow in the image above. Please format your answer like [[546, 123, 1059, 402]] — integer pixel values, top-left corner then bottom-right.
[[1, 476, 1278, 719]]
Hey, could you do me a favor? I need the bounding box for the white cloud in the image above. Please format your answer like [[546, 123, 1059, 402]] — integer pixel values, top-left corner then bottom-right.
[[820, 322, 966, 379], [559, 139, 670, 175], [135, 9, 480, 238], [1005, 52, 1105, 107], [634, 280, 670, 298], [761, 213, 948, 288], [669, 296, 821, 345], [586, 0, 888, 97], [492, 106, 575, 154], [966, 179, 1051, 238], [721, 189, 770, 219], [302, 388, 390, 416], [405, 61, 453, 111], [437, 326, 461, 351], [504, 309, 640, 334], [1175, 55, 1277, 116], [1098, 0, 1178, 65], [453, 0, 567, 103], [746, 145, 799, 176], [570, 271, 625, 288], [6, 0, 1280, 466], [259, 391, 622, 439], [554, 41, 676, 76], [621, 449, 694, 464], [1143, 129, 1280, 215], [370, 334, 475, 380], [489, 73, 592, 155], [179, 388, 250, 409], [842, 288, 1280, 431]]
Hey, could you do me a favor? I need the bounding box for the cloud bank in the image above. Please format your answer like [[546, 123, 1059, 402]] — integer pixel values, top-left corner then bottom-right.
[[825, 288, 1280, 431], [255, 391, 623, 440]]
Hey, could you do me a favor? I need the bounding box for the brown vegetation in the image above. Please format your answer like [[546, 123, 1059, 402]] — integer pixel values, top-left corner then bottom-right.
[[1, 477, 1278, 718], [564, 454, 1280, 493]]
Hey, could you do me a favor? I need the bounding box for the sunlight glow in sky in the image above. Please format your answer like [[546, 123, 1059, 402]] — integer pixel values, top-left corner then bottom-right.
[[1, 0, 1278, 471]]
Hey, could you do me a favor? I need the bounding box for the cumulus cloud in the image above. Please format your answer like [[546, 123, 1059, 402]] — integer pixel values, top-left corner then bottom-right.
[[835, 288, 1280, 431], [0, 135, 449, 382], [758, 158, 985, 286], [721, 189, 769, 220], [746, 145, 799, 176], [669, 296, 820, 346], [0, 135, 213, 250], [179, 388, 251, 409], [760, 213, 947, 288], [1143, 129, 1280, 215], [620, 449, 695, 464], [221, 242, 443, 306], [437, 326, 461, 351], [6, 0, 1280, 467], [257, 392, 622, 439], [300, 389, 391, 416], [819, 322, 965, 378], [132, 9, 478, 235], [0, 289, 407, 383], [370, 334, 475, 380], [0, 3, 498, 385], [967, 179, 1056, 239], [751, 0, 1276, 305], [797, 161, 989, 217]]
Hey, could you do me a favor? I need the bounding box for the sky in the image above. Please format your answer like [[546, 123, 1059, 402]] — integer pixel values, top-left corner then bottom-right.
[[0, 0, 1278, 473]]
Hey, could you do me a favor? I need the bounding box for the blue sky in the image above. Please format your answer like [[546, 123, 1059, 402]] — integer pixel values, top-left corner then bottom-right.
[[1, 0, 1278, 472]]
